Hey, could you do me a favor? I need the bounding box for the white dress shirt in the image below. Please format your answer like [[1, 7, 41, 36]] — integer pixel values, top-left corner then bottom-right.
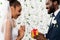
[[51, 9, 60, 25]]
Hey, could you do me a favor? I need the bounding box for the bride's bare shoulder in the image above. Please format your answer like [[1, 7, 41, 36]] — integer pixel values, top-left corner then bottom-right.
[[6, 19, 12, 28]]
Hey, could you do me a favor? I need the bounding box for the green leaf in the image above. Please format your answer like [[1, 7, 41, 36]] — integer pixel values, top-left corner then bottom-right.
[[27, 22, 30, 25], [31, 6, 34, 8], [0, 2, 2, 5], [28, 14, 31, 16], [40, 0, 42, 2], [40, 21, 42, 22], [24, 0, 26, 1]]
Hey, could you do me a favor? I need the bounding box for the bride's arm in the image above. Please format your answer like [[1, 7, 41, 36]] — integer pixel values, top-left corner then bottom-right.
[[5, 19, 12, 40]]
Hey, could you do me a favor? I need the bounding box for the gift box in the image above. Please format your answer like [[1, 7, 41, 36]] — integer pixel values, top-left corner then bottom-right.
[[31, 29, 38, 38]]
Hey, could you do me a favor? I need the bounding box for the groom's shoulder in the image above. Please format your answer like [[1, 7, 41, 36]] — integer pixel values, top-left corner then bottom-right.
[[56, 11, 60, 18], [58, 11, 60, 14], [58, 11, 60, 18]]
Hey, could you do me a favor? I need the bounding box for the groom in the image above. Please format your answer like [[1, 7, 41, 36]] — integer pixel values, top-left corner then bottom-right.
[[46, 0, 60, 40], [35, 0, 60, 40]]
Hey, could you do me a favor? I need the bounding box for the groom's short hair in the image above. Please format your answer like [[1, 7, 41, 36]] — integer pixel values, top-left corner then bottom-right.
[[50, 0, 60, 5]]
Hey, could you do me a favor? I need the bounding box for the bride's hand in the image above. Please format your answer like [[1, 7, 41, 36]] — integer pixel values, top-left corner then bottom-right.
[[16, 25, 25, 40]]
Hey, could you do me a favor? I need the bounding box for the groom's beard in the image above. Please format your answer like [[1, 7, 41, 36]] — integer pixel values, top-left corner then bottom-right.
[[48, 7, 55, 14]]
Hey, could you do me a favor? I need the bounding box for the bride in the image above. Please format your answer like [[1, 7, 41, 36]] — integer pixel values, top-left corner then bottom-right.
[[1, 0, 25, 40]]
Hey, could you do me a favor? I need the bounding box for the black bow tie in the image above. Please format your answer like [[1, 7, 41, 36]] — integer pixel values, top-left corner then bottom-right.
[[52, 13, 55, 17]]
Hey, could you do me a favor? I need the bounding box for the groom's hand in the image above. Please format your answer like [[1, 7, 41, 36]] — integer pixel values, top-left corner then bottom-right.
[[34, 33, 47, 40], [16, 25, 25, 40]]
